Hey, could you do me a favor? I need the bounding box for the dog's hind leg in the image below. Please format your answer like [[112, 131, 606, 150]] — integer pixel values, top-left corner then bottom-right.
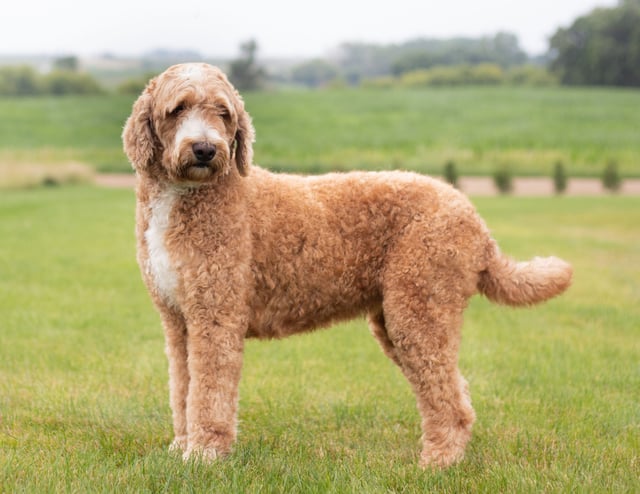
[[367, 309, 402, 368], [382, 270, 476, 469]]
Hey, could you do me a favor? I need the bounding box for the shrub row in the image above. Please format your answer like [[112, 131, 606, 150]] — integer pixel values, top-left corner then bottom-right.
[[362, 64, 557, 88], [0, 66, 103, 97], [443, 160, 624, 194]]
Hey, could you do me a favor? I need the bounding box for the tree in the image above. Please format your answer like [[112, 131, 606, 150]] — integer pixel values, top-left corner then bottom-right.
[[493, 166, 513, 195], [335, 42, 394, 84], [553, 161, 568, 195], [390, 33, 527, 76], [44, 71, 103, 95], [291, 59, 338, 87], [117, 73, 155, 95], [602, 160, 622, 192], [443, 161, 459, 188], [53, 56, 79, 72], [229, 40, 265, 91], [0, 66, 42, 96], [0, 64, 104, 96], [549, 1, 640, 86], [325, 33, 530, 85]]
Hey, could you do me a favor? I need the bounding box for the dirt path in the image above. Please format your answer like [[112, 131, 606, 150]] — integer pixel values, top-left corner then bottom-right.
[[458, 176, 640, 196], [96, 173, 640, 196]]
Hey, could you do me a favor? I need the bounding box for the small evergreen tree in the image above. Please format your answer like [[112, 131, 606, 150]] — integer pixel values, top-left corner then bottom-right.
[[443, 160, 458, 188], [493, 166, 513, 195], [553, 161, 568, 194], [602, 160, 622, 193], [53, 56, 79, 72], [229, 39, 266, 91]]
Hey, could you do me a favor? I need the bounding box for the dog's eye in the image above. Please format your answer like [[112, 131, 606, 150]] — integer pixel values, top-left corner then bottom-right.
[[218, 107, 231, 120], [169, 104, 186, 117]]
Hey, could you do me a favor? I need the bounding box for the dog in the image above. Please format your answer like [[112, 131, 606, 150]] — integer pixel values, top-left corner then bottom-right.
[[122, 63, 572, 468]]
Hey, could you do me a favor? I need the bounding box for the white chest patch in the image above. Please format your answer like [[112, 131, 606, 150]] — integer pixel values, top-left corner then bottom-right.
[[145, 189, 180, 307]]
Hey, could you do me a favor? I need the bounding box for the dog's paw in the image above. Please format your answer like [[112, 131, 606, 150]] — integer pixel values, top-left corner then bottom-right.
[[182, 446, 219, 463], [419, 447, 465, 470], [419, 431, 469, 469], [168, 435, 188, 453]]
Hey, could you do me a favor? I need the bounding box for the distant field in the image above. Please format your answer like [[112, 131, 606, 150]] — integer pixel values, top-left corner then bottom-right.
[[0, 86, 638, 176], [0, 187, 638, 492]]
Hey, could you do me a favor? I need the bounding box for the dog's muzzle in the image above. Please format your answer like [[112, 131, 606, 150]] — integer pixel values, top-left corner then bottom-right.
[[192, 142, 217, 165]]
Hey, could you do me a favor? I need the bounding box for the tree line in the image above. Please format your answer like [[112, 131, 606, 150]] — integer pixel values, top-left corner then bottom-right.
[[549, 0, 640, 86], [286, 0, 640, 88], [1, 0, 638, 96], [0, 58, 103, 96]]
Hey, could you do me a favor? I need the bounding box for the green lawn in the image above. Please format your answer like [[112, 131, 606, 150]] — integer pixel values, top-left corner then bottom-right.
[[1, 86, 639, 176], [0, 186, 638, 492]]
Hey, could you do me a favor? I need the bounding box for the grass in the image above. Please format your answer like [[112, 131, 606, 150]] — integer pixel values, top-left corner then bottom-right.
[[0, 95, 131, 172], [1, 86, 639, 176], [0, 186, 638, 492]]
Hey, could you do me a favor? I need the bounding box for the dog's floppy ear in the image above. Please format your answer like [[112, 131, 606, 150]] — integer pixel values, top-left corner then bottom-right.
[[232, 93, 255, 177], [122, 82, 158, 171]]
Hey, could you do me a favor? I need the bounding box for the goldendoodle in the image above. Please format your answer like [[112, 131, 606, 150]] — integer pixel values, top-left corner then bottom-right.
[[122, 63, 572, 468]]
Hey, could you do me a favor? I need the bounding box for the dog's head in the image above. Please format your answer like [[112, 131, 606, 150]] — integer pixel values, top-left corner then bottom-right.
[[122, 63, 255, 184]]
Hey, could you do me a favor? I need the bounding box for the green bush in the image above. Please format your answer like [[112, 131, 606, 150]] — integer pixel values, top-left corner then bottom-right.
[[468, 63, 504, 85], [427, 66, 470, 86], [553, 161, 568, 194], [117, 72, 157, 95], [392, 64, 505, 88], [0, 66, 43, 96], [44, 71, 104, 95], [399, 69, 433, 87], [0, 65, 104, 97], [117, 78, 149, 95], [363, 64, 557, 88], [290, 59, 339, 88], [360, 76, 397, 89], [507, 65, 558, 86], [493, 166, 513, 194], [602, 160, 622, 193], [443, 160, 459, 188], [399, 66, 475, 87]]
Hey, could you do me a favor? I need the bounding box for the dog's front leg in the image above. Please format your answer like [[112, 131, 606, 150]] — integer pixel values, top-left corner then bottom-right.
[[156, 305, 190, 453], [182, 299, 246, 462]]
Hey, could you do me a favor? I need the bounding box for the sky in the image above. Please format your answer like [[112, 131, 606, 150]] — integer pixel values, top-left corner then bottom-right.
[[2, 0, 618, 59]]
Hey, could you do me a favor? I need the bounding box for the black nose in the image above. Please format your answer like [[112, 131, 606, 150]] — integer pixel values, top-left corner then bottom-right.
[[192, 142, 217, 162]]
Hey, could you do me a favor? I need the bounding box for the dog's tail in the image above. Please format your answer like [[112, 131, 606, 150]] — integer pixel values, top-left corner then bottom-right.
[[478, 241, 572, 306]]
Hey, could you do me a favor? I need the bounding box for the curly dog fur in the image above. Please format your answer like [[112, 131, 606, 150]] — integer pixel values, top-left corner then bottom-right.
[[122, 63, 572, 468]]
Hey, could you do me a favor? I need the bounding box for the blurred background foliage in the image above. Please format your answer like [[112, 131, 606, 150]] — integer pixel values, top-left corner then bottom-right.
[[1, 1, 639, 95]]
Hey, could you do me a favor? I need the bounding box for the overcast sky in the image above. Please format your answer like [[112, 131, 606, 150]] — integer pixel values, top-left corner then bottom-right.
[[2, 0, 617, 58]]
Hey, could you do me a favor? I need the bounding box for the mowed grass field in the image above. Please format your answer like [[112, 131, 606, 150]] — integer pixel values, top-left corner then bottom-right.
[[0, 86, 639, 177], [0, 186, 638, 492]]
